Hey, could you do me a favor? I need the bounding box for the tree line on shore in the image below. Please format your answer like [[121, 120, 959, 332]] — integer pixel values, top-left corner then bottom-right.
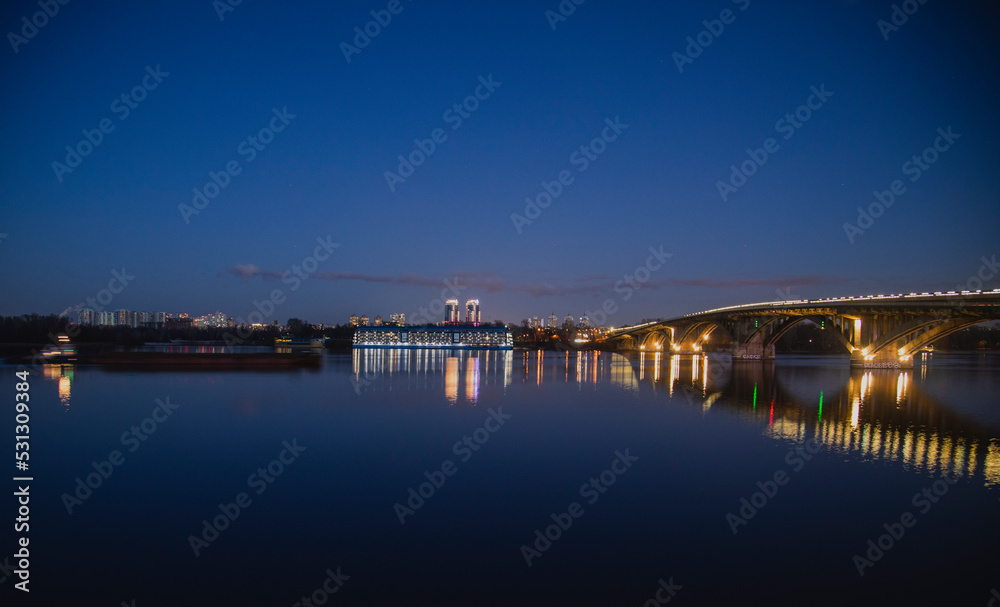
[[1, 314, 998, 353]]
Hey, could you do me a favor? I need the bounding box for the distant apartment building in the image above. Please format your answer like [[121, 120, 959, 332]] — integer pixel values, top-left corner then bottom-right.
[[373, 315, 383, 326], [445, 299, 460, 324], [389, 313, 405, 326], [349, 314, 359, 327], [547, 313, 558, 328], [359, 315, 370, 326], [77, 309, 170, 328], [563, 315, 574, 329], [194, 311, 232, 328], [578, 315, 590, 328], [465, 299, 481, 325], [114, 309, 137, 328]]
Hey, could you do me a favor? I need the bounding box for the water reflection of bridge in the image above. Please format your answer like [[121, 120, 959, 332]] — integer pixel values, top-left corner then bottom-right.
[[633, 352, 1000, 488], [351, 349, 999, 487]]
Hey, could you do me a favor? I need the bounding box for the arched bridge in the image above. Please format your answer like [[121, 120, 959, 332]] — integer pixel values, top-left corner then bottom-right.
[[607, 289, 1000, 369]]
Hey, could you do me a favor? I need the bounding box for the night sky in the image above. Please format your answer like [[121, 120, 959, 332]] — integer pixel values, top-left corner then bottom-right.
[[2, 0, 998, 326]]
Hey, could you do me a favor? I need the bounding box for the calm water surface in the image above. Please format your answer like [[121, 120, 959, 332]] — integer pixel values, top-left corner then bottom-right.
[[5, 350, 999, 606]]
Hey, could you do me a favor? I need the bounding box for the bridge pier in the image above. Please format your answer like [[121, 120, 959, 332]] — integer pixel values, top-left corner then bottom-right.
[[850, 349, 913, 370], [731, 341, 775, 362]]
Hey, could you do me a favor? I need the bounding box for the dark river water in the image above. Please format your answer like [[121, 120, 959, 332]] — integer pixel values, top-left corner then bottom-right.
[[4, 350, 999, 606]]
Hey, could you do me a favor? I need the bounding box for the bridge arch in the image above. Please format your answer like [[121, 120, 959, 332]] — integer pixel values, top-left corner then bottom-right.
[[761, 315, 853, 353]]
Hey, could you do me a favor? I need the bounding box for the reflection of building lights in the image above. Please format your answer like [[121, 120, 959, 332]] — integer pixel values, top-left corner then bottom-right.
[[445, 357, 458, 404], [59, 376, 71, 405], [465, 357, 479, 403]]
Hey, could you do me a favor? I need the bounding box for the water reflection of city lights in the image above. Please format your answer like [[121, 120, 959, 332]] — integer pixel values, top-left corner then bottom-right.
[[43, 364, 74, 407], [465, 357, 479, 403], [445, 357, 459, 404]]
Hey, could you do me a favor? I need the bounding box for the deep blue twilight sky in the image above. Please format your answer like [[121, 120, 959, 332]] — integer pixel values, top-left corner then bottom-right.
[[1, 0, 998, 326]]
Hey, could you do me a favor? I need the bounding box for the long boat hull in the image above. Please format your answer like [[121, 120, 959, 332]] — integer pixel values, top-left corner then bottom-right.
[[77, 352, 322, 368]]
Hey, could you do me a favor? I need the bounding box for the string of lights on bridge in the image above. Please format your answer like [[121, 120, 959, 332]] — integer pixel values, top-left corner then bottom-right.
[[610, 288, 1000, 334]]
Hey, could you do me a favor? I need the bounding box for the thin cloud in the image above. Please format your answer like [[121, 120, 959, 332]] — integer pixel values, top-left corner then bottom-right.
[[223, 266, 847, 295], [225, 264, 286, 282]]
